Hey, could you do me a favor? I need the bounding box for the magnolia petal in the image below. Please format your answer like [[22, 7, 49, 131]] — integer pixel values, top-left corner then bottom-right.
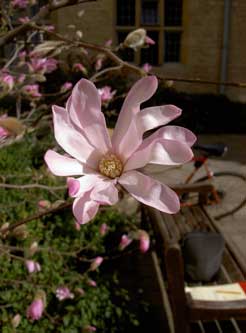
[[75, 174, 105, 197], [143, 125, 197, 147], [73, 192, 100, 224], [119, 170, 180, 214], [124, 139, 193, 171], [112, 76, 158, 159], [67, 177, 80, 197], [91, 181, 119, 205], [69, 79, 111, 154], [137, 105, 182, 135], [44, 150, 83, 176], [52, 105, 101, 167]]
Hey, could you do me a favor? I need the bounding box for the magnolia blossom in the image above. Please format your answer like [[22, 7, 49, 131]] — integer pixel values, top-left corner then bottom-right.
[[25, 260, 41, 273], [26, 299, 44, 321], [0, 72, 14, 91], [56, 287, 74, 301], [123, 28, 155, 50], [45, 76, 195, 225], [28, 57, 58, 74], [11, 0, 28, 8], [22, 84, 41, 98], [119, 234, 132, 250], [19, 16, 30, 23], [90, 256, 103, 271], [0, 126, 9, 139], [98, 86, 116, 104]]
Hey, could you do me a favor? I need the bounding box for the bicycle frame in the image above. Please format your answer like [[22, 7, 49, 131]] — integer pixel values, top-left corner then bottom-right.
[[181, 156, 221, 206]]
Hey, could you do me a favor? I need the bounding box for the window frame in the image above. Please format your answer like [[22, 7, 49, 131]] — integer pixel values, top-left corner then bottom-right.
[[115, 0, 184, 65]]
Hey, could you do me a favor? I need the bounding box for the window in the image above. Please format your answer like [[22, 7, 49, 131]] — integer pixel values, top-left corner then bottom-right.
[[116, 0, 183, 65]]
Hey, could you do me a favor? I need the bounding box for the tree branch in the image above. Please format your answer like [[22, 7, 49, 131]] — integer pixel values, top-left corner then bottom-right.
[[0, 0, 97, 47]]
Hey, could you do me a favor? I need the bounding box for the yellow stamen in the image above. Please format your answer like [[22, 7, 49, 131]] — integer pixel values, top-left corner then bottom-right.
[[98, 153, 123, 179]]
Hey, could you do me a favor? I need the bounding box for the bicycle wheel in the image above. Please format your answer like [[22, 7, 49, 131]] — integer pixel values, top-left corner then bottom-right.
[[195, 171, 246, 220]]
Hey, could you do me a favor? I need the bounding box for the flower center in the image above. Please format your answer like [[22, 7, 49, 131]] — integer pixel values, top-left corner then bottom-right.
[[98, 153, 123, 179]]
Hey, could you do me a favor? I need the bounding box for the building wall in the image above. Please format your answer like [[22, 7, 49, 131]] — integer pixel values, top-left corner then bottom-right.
[[52, 0, 246, 102]]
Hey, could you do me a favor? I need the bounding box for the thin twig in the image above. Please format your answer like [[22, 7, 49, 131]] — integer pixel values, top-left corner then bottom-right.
[[1, 201, 72, 235], [0, 183, 66, 190]]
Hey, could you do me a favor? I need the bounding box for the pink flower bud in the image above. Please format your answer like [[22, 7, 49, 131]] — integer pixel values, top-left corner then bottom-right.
[[90, 256, 103, 271], [38, 200, 51, 210], [83, 325, 97, 332], [26, 299, 44, 321], [95, 58, 103, 71], [99, 223, 108, 236], [119, 234, 132, 251], [145, 35, 155, 45], [87, 279, 97, 287], [25, 260, 41, 274], [138, 230, 150, 253], [75, 287, 85, 296], [12, 314, 21, 328], [142, 63, 152, 73], [105, 39, 112, 47], [56, 287, 74, 301], [61, 82, 72, 93]]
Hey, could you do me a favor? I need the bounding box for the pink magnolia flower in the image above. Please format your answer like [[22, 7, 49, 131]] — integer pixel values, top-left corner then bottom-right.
[[138, 230, 150, 253], [142, 63, 152, 73], [19, 16, 30, 24], [0, 126, 9, 139], [11, 0, 28, 8], [25, 260, 41, 273], [90, 256, 103, 271], [18, 74, 26, 84], [1, 73, 14, 90], [56, 287, 74, 301], [26, 299, 44, 321], [44, 76, 195, 225], [22, 84, 41, 98], [99, 223, 108, 236], [28, 57, 58, 74], [98, 86, 116, 104]]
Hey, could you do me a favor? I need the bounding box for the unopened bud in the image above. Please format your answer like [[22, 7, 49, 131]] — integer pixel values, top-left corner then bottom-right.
[[123, 28, 146, 50], [76, 30, 83, 39], [12, 314, 21, 328], [28, 241, 39, 256], [12, 225, 28, 240], [90, 257, 103, 271]]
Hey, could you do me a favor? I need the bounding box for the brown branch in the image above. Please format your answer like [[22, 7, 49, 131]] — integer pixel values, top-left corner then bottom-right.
[[1, 201, 72, 235], [0, 0, 97, 47], [155, 74, 246, 88], [0, 183, 66, 190]]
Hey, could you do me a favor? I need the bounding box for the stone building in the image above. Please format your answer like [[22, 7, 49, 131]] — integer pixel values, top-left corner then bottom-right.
[[52, 0, 246, 101]]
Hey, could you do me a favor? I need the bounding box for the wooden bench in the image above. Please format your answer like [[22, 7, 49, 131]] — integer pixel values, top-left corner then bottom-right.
[[142, 183, 246, 333]]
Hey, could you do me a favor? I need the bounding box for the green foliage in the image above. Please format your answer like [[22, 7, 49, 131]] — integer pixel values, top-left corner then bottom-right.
[[0, 133, 143, 332]]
